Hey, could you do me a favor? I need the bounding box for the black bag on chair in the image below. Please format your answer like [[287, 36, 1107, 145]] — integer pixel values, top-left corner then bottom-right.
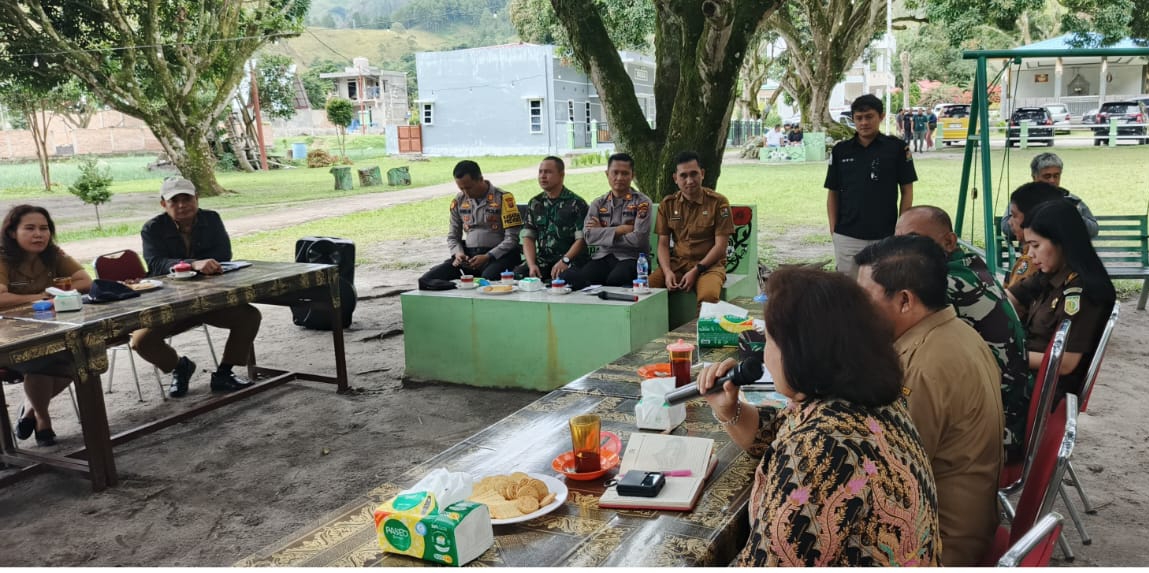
[[291, 237, 357, 330]]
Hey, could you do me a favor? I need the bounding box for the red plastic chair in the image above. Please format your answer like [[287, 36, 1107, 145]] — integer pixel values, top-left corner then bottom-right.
[[999, 320, 1070, 498], [997, 512, 1065, 567], [985, 394, 1077, 564], [1059, 304, 1120, 546], [93, 250, 217, 401]]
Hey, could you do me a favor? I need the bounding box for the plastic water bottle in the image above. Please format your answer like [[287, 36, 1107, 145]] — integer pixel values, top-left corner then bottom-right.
[[636, 253, 649, 285]]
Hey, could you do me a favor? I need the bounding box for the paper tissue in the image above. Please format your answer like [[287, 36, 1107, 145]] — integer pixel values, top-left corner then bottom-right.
[[374, 468, 493, 566], [634, 377, 686, 430]]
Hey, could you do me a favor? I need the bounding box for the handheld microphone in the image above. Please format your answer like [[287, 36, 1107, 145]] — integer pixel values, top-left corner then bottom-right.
[[598, 291, 638, 302], [664, 356, 764, 406]]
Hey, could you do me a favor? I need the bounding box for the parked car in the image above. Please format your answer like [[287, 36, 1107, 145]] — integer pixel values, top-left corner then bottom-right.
[[1091, 101, 1149, 145], [1006, 107, 1055, 147], [1045, 103, 1071, 134], [836, 109, 855, 128], [940, 104, 971, 145], [1082, 108, 1099, 125]]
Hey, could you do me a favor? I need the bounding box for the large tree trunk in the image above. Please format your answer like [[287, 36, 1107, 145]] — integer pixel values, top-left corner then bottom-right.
[[769, 0, 885, 132], [151, 120, 229, 196], [552, 0, 782, 201]]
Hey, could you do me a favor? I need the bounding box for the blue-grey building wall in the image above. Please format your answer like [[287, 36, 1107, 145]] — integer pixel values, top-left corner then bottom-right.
[[415, 44, 653, 156], [417, 44, 558, 156]]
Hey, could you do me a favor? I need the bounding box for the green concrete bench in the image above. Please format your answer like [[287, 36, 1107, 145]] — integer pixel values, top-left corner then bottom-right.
[[400, 287, 668, 390], [992, 214, 1149, 310]]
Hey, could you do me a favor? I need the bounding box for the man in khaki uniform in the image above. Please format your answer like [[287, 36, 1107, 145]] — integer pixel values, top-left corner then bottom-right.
[[650, 151, 734, 312], [855, 235, 1003, 566]]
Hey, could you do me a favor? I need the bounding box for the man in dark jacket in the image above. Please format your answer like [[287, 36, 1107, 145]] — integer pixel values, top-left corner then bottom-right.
[[131, 177, 260, 397]]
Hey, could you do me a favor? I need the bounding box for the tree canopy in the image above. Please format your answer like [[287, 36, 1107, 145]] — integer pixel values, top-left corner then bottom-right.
[[0, 0, 309, 196], [909, 0, 1149, 47], [512, 0, 782, 200]]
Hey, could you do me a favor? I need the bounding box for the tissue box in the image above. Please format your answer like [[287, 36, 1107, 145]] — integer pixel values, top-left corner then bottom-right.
[[697, 314, 756, 348], [635, 377, 686, 430], [374, 491, 493, 566]]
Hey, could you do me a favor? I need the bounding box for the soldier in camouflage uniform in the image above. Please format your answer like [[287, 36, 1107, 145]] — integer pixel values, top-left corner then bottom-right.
[[896, 206, 1031, 461], [420, 160, 522, 282], [514, 156, 589, 281]]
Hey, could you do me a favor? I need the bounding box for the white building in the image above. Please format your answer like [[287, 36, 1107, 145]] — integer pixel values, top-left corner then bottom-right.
[[320, 57, 410, 130], [1005, 34, 1149, 117]]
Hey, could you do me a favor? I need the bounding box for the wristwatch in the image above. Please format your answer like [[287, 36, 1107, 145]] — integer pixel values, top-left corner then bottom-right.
[[561, 256, 571, 265], [695, 262, 710, 273]]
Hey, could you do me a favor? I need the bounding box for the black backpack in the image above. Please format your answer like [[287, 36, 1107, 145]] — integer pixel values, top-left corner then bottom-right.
[[290, 238, 357, 330]]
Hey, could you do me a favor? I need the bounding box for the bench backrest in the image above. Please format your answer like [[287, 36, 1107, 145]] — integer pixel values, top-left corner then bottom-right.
[[993, 214, 1149, 272]]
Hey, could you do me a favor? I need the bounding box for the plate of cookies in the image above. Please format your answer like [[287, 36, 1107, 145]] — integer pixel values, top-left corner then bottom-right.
[[468, 472, 568, 525]]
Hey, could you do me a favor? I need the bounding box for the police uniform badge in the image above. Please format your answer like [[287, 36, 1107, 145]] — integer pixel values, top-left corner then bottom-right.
[[1064, 294, 1081, 316], [450, 198, 458, 210], [500, 193, 523, 227], [637, 202, 650, 218]]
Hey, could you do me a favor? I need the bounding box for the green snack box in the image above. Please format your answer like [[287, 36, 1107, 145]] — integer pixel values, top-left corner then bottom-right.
[[374, 491, 494, 566], [697, 314, 756, 348]]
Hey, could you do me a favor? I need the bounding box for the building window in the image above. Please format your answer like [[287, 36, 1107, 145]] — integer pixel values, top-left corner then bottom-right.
[[568, 100, 576, 122], [529, 99, 543, 133], [421, 103, 434, 125], [585, 102, 592, 133], [635, 67, 649, 81], [347, 80, 358, 100]]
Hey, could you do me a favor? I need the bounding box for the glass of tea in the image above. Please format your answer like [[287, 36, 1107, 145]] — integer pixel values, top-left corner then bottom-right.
[[666, 339, 696, 388], [568, 414, 601, 473], [53, 276, 73, 291]]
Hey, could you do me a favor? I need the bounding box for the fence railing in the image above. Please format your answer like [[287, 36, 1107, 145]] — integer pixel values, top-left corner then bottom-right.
[[728, 120, 765, 147]]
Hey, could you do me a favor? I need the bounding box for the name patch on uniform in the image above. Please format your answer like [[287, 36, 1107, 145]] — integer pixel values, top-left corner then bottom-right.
[[1064, 295, 1081, 316], [501, 195, 523, 228]]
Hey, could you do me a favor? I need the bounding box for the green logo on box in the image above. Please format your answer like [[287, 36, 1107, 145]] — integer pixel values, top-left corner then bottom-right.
[[383, 519, 412, 551], [391, 492, 426, 511]]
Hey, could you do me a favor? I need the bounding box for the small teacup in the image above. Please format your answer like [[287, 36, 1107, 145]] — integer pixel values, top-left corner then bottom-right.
[[459, 275, 475, 289], [552, 279, 567, 291], [500, 271, 515, 285]]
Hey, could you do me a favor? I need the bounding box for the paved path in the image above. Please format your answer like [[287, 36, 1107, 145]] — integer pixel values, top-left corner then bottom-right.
[[34, 165, 604, 264]]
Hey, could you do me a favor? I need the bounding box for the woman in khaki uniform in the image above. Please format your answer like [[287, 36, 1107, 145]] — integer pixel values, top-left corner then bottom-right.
[[0, 205, 91, 446], [1004, 182, 1066, 288], [1007, 200, 1115, 398]]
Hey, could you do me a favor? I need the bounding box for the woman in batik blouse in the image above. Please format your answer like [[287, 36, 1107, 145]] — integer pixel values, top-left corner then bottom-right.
[[699, 267, 940, 566]]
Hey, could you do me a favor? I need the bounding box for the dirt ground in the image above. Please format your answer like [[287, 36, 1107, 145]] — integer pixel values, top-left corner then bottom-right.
[[1, 158, 1147, 565]]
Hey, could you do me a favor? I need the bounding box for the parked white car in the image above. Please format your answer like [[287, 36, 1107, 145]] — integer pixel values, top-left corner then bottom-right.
[[1045, 103, 1071, 133]]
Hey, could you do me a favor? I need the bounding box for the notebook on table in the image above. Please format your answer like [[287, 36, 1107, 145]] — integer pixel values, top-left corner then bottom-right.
[[598, 433, 717, 512], [220, 261, 253, 273]]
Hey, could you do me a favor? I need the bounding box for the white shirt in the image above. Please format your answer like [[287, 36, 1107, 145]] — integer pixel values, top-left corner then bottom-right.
[[765, 130, 783, 146]]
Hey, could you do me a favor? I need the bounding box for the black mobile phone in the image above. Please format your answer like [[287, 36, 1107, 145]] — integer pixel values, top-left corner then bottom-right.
[[616, 470, 665, 497]]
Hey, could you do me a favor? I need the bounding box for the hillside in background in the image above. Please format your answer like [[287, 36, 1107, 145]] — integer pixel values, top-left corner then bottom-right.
[[264, 27, 457, 71]]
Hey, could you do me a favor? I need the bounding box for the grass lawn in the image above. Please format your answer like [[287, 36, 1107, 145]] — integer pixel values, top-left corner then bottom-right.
[[1, 148, 539, 211], [234, 145, 1149, 297]]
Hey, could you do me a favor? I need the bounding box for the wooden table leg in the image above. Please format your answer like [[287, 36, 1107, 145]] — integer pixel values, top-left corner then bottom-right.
[[327, 268, 349, 393], [73, 371, 117, 490]]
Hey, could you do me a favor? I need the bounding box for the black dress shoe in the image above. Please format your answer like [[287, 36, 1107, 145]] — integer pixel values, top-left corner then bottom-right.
[[169, 356, 197, 398], [15, 404, 35, 441], [35, 428, 56, 447], [210, 370, 255, 392]]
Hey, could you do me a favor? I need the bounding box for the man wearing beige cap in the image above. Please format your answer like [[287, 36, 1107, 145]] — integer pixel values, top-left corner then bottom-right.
[[132, 177, 260, 397]]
